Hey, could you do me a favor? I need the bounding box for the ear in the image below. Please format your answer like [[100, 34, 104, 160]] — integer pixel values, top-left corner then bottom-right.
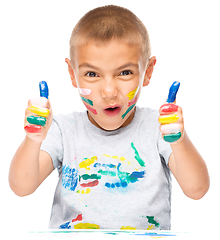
[[65, 58, 77, 88], [143, 56, 156, 87]]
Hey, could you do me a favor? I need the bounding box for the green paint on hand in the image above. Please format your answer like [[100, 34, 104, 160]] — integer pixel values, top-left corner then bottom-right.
[[81, 96, 93, 106], [27, 115, 46, 126], [163, 132, 181, 143], [131, 142, 145, 167]]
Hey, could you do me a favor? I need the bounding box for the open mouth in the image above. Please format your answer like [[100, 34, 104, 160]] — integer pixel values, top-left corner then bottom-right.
[[103, 106, 121, 117]]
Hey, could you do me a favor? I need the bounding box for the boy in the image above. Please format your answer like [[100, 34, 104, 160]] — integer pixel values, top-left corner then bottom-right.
[[9, 5, 209, 230]]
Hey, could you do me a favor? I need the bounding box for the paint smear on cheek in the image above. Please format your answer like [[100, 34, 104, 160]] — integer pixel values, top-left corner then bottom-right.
[[81, 96, 93, 106], [128, 96, 138, 107], [121, 103, 136, 119], [127, 87, 139, 100], [78, 88, 92, 96], [84, 104, 97, 115]]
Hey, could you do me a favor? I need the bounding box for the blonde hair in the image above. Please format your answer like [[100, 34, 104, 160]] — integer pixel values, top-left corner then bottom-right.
[[70, 5, 151, 66]]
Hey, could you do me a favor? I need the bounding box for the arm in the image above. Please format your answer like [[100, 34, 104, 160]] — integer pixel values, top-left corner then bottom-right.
[[159, 82, 210, 200], [9, 138, 54, 197], [9, 81, 54, 196], [168, 132, 210, 200]]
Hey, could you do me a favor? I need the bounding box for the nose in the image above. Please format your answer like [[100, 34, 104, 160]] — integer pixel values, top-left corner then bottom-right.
[[101, 78, 118, 100]]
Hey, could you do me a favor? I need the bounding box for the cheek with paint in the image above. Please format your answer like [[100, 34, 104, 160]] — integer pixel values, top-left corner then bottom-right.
[[81, 97, 97, 115], [78, 88, 92, 96], [79, 89, 97, 115], [127, 87, 139, 106], [121, 87, 139, 119]]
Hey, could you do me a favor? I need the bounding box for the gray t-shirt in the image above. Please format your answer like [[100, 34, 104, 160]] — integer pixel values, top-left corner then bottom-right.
[[41, 106, 172, 230]]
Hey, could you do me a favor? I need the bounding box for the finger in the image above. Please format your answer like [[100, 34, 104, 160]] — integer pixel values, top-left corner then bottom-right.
[[167, 81, 180, 103], [39, 81, 49, 99], [27, 81, 50, 117], [30, 97, 48, 108], [163, 132, 182, 143], [160, 123, 181, 135], [27, 116, 47, 126], [24, 124, 42, 133], [160, 103, 179, 115], [27, 105, 50, 118], [159, 114, 179, 124]]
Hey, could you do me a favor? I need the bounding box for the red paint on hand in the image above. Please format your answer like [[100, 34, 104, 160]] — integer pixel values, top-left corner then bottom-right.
[[160, 103, 178, 114], [24, 124, 42, 133]]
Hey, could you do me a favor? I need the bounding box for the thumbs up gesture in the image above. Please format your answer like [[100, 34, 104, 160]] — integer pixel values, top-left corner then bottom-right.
[[159, 81, 184, 143], [24, 81, 53, 142]]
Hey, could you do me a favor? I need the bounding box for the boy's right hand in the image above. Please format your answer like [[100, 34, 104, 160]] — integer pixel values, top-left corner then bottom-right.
[[24, 81, 53, 143]]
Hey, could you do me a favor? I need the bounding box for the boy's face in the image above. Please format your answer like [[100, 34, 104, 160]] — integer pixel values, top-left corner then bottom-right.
[[67, 40, 154, 131]]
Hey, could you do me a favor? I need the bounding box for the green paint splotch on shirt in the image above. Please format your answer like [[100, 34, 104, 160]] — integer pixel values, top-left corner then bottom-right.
[[131, 142, 145, 167]]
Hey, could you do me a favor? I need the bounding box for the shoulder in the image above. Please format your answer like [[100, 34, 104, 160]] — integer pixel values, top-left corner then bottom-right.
[[136, 106, 159, 123], [52, 111, 86, 125], [48, 111, 87, 136]]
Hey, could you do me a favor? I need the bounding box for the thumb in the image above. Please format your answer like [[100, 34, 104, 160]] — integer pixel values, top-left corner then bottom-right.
[[166, 81, 180, 103], [30, 81, 50, 108], [39, 81, 49, 99]]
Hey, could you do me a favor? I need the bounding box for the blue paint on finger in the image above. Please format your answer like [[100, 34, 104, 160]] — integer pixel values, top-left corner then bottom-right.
[[167, 81, 180, 103], [39, 81, 49, 99]]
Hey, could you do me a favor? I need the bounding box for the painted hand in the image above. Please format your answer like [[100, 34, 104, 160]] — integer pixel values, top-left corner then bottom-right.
[[158, 81, 184, 143], [24, 81, 53, 142]]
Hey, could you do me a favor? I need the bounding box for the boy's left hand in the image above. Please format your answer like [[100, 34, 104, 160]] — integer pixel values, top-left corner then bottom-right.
[[158, 81, 184, 144]]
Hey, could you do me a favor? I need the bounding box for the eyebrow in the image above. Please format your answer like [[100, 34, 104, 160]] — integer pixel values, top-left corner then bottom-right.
[[78, 63, 139, 71], [116, 63, 139, 71], [78, 63, 100, 70]]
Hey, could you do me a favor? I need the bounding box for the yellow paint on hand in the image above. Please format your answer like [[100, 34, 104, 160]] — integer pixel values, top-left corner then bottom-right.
[[112, 156, 119, 159], [28, 104, 50, 118], [120, 226, 137, 230], [79, 156, 97, 170], [159, 114, 179, 124], [74, 223, 100, 229], [127, 87, 139, 100]]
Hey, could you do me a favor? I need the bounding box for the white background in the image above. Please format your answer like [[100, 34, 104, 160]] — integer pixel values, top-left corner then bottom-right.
[[1, 0, 219, 233]]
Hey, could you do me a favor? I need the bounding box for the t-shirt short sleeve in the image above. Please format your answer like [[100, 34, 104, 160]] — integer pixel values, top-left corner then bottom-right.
[[40, 118, 63, 172]]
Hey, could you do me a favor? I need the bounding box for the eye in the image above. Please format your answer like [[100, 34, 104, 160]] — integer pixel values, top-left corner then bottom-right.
[[85, 72, 99, 78], [119, 70, 133, 76]]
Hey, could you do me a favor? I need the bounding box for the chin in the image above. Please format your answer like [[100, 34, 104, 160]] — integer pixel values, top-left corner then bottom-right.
[[100, 123, 122, 131], [96, 119, 125, 131]]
